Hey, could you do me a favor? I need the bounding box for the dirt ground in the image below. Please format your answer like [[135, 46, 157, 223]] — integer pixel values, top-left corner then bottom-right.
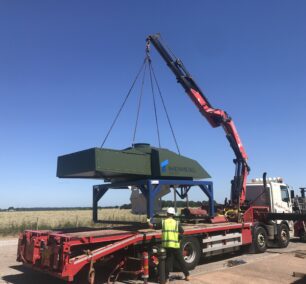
[[0, 238, 306, 284]]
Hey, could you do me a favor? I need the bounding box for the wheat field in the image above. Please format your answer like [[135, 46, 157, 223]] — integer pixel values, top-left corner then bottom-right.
[[0, 209, 146, 237]]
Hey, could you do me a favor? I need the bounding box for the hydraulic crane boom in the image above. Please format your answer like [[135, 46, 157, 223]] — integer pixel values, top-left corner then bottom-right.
[[147, 34, 250, 208]]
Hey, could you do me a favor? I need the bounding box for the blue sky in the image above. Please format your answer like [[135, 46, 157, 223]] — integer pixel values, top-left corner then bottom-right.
[[0, 1, 305, 209]]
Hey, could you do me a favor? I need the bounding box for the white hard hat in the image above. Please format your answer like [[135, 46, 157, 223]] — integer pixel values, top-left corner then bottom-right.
[[167, 207, 176, 215]]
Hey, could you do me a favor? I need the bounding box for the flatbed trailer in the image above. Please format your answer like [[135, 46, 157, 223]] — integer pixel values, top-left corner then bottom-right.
[[17, 217, 258, 282], [18, 180, 240, 283]]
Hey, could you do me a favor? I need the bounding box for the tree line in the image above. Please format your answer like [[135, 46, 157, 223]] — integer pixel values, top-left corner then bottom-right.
[[3, 200, 220, 212]]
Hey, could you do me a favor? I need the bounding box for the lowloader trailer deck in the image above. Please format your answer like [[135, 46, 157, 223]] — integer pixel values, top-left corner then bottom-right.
[[17, 178, 272, 283], [17, 216, 257, 282], [16, 169, 299, 281]]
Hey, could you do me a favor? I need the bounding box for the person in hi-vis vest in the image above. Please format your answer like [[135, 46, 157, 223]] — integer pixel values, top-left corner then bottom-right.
[[149, 207, 190, 282]]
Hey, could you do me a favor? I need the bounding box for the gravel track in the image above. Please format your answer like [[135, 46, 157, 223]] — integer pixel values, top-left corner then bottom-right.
[[1, 238, 305, 284]]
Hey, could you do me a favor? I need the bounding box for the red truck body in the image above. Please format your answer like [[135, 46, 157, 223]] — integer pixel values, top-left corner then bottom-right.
[[17, 206, 269, 282]]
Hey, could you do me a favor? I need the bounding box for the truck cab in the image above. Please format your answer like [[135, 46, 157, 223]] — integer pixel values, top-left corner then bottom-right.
[[246, 177, 294, 240]]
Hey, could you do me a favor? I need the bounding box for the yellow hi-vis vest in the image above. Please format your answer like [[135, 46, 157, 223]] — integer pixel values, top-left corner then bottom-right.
[[162, 218, 180, 249]]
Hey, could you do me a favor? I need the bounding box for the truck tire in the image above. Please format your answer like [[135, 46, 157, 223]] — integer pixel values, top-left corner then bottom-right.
[[252, 226, 267, 253], [179, 237, 201, 270], [277, 223, 290, 248]]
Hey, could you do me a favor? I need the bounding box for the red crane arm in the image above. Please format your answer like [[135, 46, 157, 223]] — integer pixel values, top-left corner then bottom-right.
[[189, 88, 247, 159], [189, 88, 249, 206], [147, 34, 250, 207]]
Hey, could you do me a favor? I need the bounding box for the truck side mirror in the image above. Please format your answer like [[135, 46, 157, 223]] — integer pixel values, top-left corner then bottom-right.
[[290, 190, 295, 199]]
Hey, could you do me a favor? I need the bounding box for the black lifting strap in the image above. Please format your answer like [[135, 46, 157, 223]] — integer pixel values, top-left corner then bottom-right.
[[132, 55, 163, 148], [132, 57, 148, 144], [149, 58, 161, 148], [101, 46, 181, 156], [100, 58, 147, 148], [149, 60, 181, 155]]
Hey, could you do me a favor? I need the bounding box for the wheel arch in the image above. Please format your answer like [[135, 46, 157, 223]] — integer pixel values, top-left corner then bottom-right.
[[253, 222, 269, 234], [279, 220, 290, 230]]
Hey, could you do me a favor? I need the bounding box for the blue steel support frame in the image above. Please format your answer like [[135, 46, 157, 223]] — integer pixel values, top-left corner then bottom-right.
[[92, 179, 214, 222], [92, 184, 111, 222]]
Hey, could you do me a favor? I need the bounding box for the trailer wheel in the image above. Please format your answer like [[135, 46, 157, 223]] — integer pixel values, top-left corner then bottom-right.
[[253, 226, 267, 253], [277, 224, 290, 248], [179, 237, 201, 270]]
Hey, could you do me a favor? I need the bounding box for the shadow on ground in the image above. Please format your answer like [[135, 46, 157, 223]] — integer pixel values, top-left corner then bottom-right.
[[292, 275, 306, 284], [2, 263, 139, 284], [2, 265, 65, 284]]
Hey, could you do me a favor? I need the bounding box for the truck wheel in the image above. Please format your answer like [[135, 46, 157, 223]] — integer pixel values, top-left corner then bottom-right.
[[253, 226, 267, 253], [179, 237, 201, 270], [277, 224, 290, 248]]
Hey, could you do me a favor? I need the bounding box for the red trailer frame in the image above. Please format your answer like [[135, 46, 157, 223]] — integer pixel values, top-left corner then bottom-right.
[[17, 178, 270, 282], [17, 219, 256, 282]]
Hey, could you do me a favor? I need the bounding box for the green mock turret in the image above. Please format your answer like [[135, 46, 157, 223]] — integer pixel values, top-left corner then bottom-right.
[[57, 143, 210, 182]]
